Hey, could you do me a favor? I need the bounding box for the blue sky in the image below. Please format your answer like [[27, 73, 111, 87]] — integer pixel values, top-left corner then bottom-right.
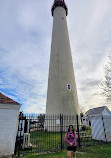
[[0, 0, 111, 113]]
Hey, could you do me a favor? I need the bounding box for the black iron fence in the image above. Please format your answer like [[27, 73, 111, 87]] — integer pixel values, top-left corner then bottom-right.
[[15, 113, 110, 156]]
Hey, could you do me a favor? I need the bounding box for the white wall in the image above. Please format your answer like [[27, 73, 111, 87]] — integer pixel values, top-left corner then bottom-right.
[[102, 108, 111, 116], [103, 116, 111, 142], [102, 108, 111, 142], [90, 116, 105, 141], [0, 104, 21, 156], [90, 114, 111, 142]]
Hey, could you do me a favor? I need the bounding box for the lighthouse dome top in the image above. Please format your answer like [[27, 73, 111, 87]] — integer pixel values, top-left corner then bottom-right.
[[55, 0, 64, 1], [51, 0, 68, 16]]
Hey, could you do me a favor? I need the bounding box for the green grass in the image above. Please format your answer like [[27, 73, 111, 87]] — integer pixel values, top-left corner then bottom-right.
[[19, 130, 105, 155], [30, 130, 64, 151], [30, 129, 92, 148], [22, 143, 111, 158]]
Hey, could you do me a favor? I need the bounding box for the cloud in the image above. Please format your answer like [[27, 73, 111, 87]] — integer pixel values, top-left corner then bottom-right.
[[0, 42, 50, 113], [66, 0, 111, 112], [0, 0, 53, 113], [0, 0, 111, 113]]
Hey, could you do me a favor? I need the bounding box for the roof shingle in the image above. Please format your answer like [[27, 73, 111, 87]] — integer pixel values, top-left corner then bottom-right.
[[86, 106, 107, 116], [0, 92, 20, 105]]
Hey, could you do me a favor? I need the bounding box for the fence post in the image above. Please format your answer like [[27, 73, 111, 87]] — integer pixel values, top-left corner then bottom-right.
[[102, 116, 107, 143], [60, 114, 63, 151], [76, 115, 80, 148]]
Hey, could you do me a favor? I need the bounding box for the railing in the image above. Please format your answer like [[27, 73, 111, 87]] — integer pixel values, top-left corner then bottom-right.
[[15, 114, 110, 156]]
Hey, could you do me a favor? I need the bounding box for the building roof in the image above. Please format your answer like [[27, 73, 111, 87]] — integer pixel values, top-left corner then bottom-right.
[[85, 109, 92, 116], [0, 92, 20, 105], [85, 106, 107, 116]]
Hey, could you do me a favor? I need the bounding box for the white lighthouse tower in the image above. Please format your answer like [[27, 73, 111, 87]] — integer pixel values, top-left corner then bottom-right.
[[46, 0, 79, 116]]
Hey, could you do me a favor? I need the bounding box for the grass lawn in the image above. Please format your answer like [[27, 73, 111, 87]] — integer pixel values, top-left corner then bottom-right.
[[22, 143, 111, 158], [28, 130, 93, 152]]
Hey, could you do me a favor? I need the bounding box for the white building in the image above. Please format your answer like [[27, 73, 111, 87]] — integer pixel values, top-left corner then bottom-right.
[[86, 106, 111, 142], [0, 92, 21, 157], [81, 115, 91, 127]]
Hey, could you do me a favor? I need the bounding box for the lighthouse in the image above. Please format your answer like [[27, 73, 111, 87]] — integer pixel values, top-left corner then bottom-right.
[[46, 0, 79, 116]]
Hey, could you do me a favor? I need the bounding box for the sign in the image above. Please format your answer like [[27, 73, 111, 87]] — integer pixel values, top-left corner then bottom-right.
[[56, 119, 60, 125]]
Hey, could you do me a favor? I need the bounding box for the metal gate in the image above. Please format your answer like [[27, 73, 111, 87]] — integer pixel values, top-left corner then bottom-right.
[[15, 113, 106, 156]]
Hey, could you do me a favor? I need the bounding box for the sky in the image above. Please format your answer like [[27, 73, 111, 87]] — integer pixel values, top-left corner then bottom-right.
[[0, 0, 111, 113]]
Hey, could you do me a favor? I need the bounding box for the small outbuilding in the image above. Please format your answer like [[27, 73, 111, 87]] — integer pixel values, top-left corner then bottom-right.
[[0, 92, 21, 157], [87, 106, 111, 142]]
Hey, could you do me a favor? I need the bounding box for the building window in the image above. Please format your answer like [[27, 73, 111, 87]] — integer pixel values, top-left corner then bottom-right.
[[67, 84, 71, 90]]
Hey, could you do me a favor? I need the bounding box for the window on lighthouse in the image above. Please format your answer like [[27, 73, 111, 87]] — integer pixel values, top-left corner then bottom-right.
[[67, 84, 71, 90]]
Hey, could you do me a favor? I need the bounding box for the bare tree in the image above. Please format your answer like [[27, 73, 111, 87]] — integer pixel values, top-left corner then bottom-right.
[[100, 54, 111, 102]]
